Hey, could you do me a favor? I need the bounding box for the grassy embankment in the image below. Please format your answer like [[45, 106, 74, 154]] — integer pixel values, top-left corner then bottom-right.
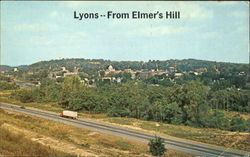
[[0, 107, 191, 157], [0, 123, 70, 156], [0, 90, 249, 152]]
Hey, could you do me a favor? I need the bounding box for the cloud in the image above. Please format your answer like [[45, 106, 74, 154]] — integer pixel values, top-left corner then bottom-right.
[[68, 32, 87, 41], [207, 1, 240, 6], [175, 3, 213, 19], [49, 11, 59, 18], [200, 32, 218, 39], [30, 36, 54, 46], [137, 26, 188, 36], [65, 1, 102, 9], [14, 23, 58, 32], [66, 1, 84, 8], [10, 35, 55, 47]]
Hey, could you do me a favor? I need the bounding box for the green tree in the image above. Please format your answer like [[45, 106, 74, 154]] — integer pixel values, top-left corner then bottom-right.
[[148, 102, 164, 122], [148, 136, 166, 156], [11, 89, 36, 103], [162, 102, 182, 124], [59, 76, 81, 107], [121, 72, 132, 83], [146, 86, 167, 104], [203, 110, 230, 130], [168, 81, 210, 125], [67, 87, 107, 113], [0, 81, 19, 91], [37, 79, 61, 102], [230, 115, 249, 132], [107, 81, 150, 119]]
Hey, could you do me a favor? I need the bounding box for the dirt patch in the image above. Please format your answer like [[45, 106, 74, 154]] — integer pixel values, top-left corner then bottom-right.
[[88, 132, 100, 137]]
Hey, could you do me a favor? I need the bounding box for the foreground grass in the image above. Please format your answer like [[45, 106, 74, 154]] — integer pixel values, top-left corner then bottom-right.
[[0, 108, 192, 157], [0, 124, 70, 157], [0, 90, 249, 152]]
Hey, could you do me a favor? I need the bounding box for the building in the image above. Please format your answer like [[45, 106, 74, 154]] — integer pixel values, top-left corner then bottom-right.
[[56, 57, 64, 60], [107, 65, 115, 72], [104, 65, 122, 75], [169, 67, 176, 73], [63, 72, 78, 77], [124, 69, 136, 79], [61, 67, 67, 72], [174, 73, 183, 77], [195, 67, 207, 73], [73, 67, 79, 73]]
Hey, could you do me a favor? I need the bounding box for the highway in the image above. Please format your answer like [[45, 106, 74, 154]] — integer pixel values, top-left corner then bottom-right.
[[0, 103, 249, 157]]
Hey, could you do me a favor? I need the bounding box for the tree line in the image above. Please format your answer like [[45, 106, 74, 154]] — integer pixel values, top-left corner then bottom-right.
[[2, 58, 247, 76], [10, 76, 250, 132]]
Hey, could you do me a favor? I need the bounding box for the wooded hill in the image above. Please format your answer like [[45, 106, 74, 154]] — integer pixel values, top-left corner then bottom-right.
[[1, 58, 248, 74]]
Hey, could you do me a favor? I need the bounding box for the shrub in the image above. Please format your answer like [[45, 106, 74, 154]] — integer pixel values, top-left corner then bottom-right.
[[148, 136, 166, 156], [202, 110, 230, 130], [11, 89, 36, 103], [0, 81, 19, 91], [230, 115, 249, 132], [107, 107, 129, 117]]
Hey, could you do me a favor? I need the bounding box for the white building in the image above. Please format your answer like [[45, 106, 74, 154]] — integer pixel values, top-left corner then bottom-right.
[[107, 65, 115, 72], [175, 73, 183, 77]]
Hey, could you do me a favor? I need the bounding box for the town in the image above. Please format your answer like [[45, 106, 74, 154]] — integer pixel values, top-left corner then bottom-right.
[[0, 58, 249, 156], [1, 58, 247, 89]]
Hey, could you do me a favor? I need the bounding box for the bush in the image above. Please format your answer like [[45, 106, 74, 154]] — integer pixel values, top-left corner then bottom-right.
[[148, 136, 166, 156], [11, 89, 36, 103], [0, 81, 19, 91], [202, 110, 230, 130], [107, 107, 130, 117], [230, 115, 249, 132]]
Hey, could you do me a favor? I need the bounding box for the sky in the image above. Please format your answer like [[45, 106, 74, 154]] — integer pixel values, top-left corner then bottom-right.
[[1, 1, 249, 66]]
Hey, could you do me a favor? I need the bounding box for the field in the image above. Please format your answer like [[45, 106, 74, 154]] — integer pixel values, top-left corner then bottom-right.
[[0, 90, 249, 154]]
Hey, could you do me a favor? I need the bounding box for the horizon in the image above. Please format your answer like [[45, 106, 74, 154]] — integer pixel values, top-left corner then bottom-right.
[[1, 1, 249, 66], [1, 57, 248, 67]]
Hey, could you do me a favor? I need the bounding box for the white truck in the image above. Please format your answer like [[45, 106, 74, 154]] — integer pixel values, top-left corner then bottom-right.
[[60, 110, 77, 119]]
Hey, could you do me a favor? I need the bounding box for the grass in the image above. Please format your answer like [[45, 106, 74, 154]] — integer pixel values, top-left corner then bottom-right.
[[114, 141, 133, 151], [0, 122, 70, 156], [224, 110, 250, 120], [0, 108, 192, 157], [106, 117, 135, 125]]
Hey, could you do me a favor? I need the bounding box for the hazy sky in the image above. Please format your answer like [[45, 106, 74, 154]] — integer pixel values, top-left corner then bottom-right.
[[1, 1, 249, 66]]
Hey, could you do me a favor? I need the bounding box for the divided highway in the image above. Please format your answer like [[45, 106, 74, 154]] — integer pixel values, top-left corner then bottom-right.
[[0, 103, 249, 157]]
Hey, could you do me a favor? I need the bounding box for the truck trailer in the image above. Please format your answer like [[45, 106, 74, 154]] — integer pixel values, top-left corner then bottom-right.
[[60, 110, 77, 119]]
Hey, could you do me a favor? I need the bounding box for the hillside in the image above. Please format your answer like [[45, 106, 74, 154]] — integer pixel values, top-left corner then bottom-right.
[[2, 58, 247, 75], [0, 65, 13, 71]]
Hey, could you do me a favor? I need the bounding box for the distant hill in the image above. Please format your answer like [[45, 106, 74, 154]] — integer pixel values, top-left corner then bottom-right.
[[18, 65, 29, 69], [29, 58, 249, 75], [2, 58, 249, 75], [0, 65, 13, 71], [0, 64, 29, 71]]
